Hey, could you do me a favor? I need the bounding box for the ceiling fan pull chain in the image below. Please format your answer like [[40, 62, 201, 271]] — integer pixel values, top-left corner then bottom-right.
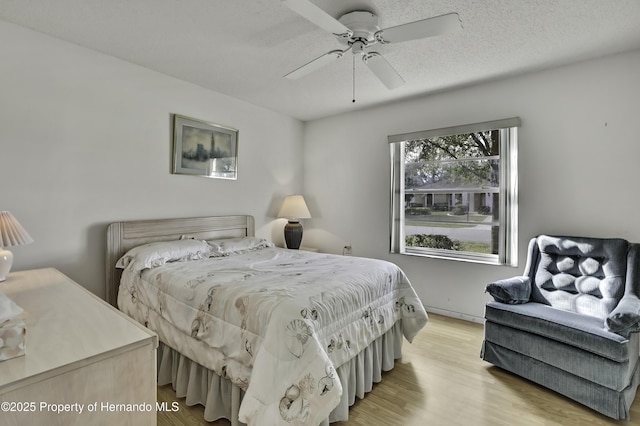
[[352, 54, 356, 103]]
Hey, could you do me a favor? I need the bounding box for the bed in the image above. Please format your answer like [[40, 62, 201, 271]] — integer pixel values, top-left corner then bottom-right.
[[106, 215, 428, 426]]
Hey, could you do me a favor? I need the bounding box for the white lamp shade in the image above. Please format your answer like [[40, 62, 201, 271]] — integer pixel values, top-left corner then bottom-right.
[[0, 211, 33, 248], [277, 195, 311, 220]]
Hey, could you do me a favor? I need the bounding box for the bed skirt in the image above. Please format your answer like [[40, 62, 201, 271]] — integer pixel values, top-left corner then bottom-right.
[[157, 320, 404, 425]]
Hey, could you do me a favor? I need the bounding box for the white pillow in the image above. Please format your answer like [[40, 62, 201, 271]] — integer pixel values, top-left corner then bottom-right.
[[116, 239, 212, 272], [207, 237, 273, 256]]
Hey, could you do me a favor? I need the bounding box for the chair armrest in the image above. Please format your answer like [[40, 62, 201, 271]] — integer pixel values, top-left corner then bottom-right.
[[605, 295, 640, 337], [485, 276, 531, 304]]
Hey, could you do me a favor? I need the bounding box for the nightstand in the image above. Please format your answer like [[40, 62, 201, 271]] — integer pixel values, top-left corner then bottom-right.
[[0, 268, 158, 425]]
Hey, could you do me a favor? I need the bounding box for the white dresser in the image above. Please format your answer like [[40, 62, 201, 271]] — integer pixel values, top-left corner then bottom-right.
[[0, 268, 158, 425]]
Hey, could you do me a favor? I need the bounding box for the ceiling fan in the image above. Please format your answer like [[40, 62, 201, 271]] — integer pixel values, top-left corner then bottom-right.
[[282, 0, 463, 92]]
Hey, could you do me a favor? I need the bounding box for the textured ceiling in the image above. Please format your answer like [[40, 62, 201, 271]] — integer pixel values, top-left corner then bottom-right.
[[2, 0, 640, 121]]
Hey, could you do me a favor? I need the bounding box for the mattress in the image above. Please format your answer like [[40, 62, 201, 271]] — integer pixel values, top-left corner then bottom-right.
[[118, 246, 427, 425]]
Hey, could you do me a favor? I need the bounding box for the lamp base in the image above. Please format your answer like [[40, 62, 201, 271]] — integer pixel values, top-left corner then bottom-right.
[[0, 248, 14, 282], [284, 220, 304, 250]]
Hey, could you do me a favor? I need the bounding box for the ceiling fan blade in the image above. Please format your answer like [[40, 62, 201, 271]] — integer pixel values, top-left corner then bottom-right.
[[285, 49, 346, 79], [362, 52, 405, 90], [282, 0, 352, 37], [376, 13, 462, 44]]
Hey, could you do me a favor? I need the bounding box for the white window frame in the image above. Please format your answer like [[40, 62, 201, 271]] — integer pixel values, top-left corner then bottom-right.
[[389, 118, 519, 266]]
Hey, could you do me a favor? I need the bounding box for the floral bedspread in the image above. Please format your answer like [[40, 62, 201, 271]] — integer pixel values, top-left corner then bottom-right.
[[118, 247, 428, 426]]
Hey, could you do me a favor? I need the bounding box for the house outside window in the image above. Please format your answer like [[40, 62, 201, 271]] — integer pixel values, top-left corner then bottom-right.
[[389, 118, 520, 266]]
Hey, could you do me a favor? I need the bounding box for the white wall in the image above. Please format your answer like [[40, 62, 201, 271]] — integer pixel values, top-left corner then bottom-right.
[[0, 21, 304, 297], [303, 49, 640, 322]]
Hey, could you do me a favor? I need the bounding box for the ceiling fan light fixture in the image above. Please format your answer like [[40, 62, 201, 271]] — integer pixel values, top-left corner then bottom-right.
[[351, 39, 366, 55]]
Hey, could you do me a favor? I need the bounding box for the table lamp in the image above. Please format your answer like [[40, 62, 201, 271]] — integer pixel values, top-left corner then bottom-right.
[[277, 195, 311, 249], [0, 211, 33, 282]]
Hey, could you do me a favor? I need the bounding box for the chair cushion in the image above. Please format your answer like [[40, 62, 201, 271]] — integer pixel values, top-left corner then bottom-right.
[[531, 235, 628, 319], [485, 301, 630, 362]]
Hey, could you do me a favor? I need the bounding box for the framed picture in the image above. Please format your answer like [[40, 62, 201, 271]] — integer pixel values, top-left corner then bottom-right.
[[172, 114, 238, 179]]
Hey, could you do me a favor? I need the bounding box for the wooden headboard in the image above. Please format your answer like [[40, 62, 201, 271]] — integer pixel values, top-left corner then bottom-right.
[[106, 215, 255, 306]]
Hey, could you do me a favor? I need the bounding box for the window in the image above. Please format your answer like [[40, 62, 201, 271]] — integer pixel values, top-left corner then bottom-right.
[[389, 118, 519, 266]]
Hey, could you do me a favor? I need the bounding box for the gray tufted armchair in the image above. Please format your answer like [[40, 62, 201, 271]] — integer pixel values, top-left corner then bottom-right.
[[482, 235, 640, 420]]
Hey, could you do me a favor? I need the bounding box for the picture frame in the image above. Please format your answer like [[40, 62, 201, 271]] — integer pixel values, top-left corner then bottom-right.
[[172, 114, 238, 179]]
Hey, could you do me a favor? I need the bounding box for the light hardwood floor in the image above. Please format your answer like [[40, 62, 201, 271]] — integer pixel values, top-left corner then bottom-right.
[[157, 313, 640, 425]]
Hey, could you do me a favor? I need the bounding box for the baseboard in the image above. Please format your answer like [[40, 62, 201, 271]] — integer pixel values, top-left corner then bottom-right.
[[425, 306, 485, 324]]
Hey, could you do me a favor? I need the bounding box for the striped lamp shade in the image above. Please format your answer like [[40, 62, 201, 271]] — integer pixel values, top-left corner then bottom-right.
[[0, 211, 33, 248]]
